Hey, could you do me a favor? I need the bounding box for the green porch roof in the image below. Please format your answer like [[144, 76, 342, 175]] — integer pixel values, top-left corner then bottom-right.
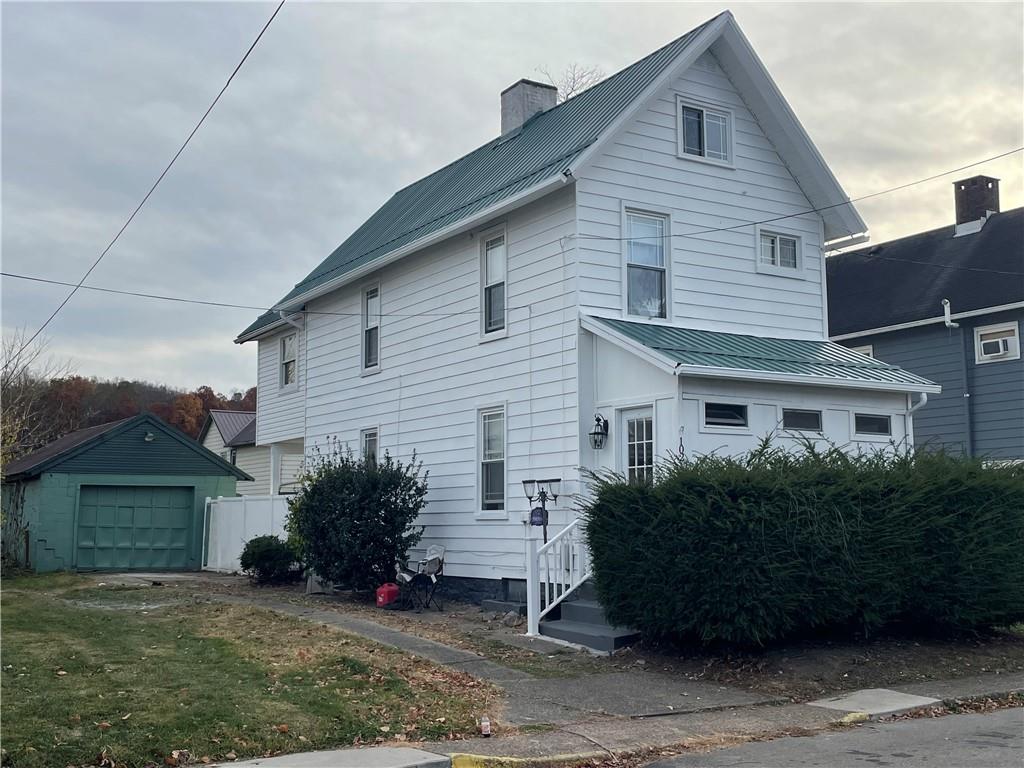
[[590, 317, 940, 392], [236, 15, 722, 341]]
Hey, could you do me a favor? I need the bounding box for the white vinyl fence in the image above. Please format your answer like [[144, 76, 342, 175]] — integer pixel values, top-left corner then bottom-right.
[[203, 495, 291, 573]]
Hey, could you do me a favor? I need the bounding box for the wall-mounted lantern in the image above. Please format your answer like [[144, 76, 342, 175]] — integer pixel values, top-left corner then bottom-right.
[[588, 413, 609, 450], [143, 431, 155, 443]]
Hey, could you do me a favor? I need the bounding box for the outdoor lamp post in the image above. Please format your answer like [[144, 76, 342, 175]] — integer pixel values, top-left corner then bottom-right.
[[522, 477, 561, 544]]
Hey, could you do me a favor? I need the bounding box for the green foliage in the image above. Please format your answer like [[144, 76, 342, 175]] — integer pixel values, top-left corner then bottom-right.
[[582, 441, 1024, 647], [287, 440, 427, 591], [239, 535, 300, 584]]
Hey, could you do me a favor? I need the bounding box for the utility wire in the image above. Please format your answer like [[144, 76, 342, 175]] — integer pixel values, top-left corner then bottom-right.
[[571, 147, 1023, 243], [9, 0, 286, 363]]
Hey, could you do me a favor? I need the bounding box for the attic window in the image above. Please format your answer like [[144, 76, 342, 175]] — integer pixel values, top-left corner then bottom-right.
[[677, 98, 732, 164]]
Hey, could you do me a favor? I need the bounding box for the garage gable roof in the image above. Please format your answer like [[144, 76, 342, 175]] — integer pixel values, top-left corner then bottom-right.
[[2, 414, 252, 482]]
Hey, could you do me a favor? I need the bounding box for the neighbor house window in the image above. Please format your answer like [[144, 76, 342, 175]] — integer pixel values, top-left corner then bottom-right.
[[625, 211, 668, 319], [361, 429, 378, 462], [677, 99, 731, 163], [480, 407, 505, 511], [704, 402, 748, 428], [782, 408, 823, 432], [758, 231, 800, 272], [362, 285, 380, 370], [849, 344, 874, 358], [622, 407, 654, 483], [855, 413, 891, 436], [482, 231, 506, 335], [221, 448, 237, 465], [974, 321, 1020, 364], [280, 333, 297, 387]]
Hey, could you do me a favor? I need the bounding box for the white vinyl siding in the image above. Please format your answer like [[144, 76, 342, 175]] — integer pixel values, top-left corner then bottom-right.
[[299, 186, 578, 581], [257, 328, 305, 443], [576, 50, 826, 339], [202, 425, 302, 495]]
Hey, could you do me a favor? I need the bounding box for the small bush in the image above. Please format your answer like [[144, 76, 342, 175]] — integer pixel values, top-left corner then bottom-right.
[[286, 440, 427, 591], [582, 442, 1024, 647], [239, 535, 300, 584]]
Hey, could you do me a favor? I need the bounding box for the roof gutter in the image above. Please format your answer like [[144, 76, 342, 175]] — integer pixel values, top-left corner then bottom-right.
[[830, 300, 1024, 341]]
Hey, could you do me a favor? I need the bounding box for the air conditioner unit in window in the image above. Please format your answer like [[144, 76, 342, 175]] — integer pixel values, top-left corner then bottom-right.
[[980, 337, 1011, 358]]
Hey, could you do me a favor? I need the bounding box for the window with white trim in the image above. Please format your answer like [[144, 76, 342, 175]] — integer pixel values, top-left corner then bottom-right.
[[362, 285, 380, 370], [677, 100, 731, 163], [782, 408, 822, 432], [280, 333, 297, 387], [849, 344, 874, 358], [361, 429, 378, 463], [220, 448, 237, 465], [854, 413, 891, 436], [704, 402, 748, 428], [621, 407, 654, 483], [758, 232, 800, 271], [974, 321, 1020, 364], [625, 211, 668, 319], [479, 408, 505, 511], [482, 231, 506, 335]]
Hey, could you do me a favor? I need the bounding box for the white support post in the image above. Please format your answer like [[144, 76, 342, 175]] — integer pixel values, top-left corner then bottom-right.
[[525, 535, 540, 636], [270, 444, 282, 495]]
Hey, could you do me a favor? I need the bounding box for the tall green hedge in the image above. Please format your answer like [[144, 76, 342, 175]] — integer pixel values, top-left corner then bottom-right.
[[582, 443, 1024, 647]]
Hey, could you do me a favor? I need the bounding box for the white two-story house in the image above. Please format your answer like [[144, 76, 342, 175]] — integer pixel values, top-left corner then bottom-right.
[[236, 11, 937, 636]]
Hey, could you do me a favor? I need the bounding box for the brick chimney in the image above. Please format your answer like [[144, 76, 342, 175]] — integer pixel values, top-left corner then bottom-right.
[[953, 175, 1000, 225], [500, 79, 557, 135]]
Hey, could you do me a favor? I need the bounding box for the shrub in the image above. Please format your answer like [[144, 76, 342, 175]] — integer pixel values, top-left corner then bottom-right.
[[286, 440, 427, 591], [239, 535, 301, 584], [582, 442, 1024, 647]]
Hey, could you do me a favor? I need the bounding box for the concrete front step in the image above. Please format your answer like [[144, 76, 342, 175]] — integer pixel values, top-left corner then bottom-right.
[[559, 598, 611, 626], [539, 618, 641, 652]]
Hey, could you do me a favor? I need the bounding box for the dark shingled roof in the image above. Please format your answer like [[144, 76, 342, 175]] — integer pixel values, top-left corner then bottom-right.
[[236, 13, 723, 341], [206, 410, 257, 447], [2, 418, 132, 479], [827, 207, 1024, 337]]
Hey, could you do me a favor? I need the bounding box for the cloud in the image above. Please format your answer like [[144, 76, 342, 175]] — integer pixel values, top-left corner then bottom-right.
[[2, 2, 1021, 392]]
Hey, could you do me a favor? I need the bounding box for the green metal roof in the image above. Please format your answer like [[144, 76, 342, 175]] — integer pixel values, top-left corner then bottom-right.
[[237, 14, 722, 341], [592, 317, 940, 392]]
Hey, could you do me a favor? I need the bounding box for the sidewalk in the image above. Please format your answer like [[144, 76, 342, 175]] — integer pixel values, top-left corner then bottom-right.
[[208, 592, 1024, 767]]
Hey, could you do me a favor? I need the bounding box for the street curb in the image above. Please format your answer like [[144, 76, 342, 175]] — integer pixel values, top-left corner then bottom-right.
[[449, 751, 607, 768]]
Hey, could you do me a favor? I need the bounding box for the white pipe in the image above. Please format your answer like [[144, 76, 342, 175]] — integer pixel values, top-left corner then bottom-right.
[[908, 392, 928, 414], [942, 299, 959, 328]]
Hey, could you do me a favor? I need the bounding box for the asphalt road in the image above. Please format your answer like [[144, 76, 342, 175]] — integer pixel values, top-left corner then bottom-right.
[[647, 709, 1024, 768]]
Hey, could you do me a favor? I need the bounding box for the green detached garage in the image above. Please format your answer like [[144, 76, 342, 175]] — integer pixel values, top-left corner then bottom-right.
[[1, 413, 251, 572]]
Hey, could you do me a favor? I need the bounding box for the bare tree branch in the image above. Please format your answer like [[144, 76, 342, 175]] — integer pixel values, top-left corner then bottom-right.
[[537, 62, 606, 102]]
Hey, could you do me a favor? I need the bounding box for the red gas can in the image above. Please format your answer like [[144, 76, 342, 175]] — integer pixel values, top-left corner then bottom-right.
[[376, 582, 400, 607]]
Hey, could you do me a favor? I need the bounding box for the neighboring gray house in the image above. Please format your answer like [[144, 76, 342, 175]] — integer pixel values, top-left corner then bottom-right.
[[828, 176, 1023, 461]]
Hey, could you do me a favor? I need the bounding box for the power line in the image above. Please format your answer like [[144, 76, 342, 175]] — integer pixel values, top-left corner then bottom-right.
[[0, 272, 481, 318], [9, 0, 286, 362], [571, 147, 1023, 243]]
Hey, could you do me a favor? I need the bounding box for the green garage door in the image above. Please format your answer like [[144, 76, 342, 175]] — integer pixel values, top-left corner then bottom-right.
[[76, 485, 193, 570]]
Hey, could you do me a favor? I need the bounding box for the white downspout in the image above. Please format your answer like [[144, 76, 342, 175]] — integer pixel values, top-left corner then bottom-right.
[[906, 392, 928, 449], [942, 299, 959, 328]]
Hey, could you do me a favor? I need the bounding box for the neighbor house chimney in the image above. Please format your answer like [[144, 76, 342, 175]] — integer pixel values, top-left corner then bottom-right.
[[953, 175, 1000, 226], [500, 79, 557, 135]]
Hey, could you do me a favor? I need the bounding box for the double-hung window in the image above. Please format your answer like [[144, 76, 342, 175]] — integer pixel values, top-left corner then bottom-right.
[[678, 100, 731, 163], [479, 407, 505, 512], [625, 211, 668, 319], [361, 428, 378, 463], [758, 231, 800, 273], [362, 285, 381, 370], [482, 232, 506, 335], [280, 333, 297, 387]]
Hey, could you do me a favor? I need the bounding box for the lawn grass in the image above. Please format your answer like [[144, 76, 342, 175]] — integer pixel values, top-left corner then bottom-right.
[[1, 577, 493, 768]]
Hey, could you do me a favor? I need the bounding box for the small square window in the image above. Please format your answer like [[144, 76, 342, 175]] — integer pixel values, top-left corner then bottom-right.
[[974, 322, 1020, 364], [855, 413, 891, 436], [677, 99, 731, 164], [782, 409, 822, 432], [758, 232, 801, 272], [704, 402, 748, 428]]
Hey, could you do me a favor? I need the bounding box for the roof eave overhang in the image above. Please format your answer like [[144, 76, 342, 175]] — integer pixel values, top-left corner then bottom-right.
[[581, 315, 941, 395], [831, 301, 1024, 341]]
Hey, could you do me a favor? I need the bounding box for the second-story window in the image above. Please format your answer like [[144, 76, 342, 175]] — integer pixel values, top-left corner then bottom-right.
[[626, 211, 667, 319], [678, 100, 731, 163], [758, 231, 801, 275], [482, 231, 506, 335], [280, 333, 297, 387], [363, 285, 380, 370]]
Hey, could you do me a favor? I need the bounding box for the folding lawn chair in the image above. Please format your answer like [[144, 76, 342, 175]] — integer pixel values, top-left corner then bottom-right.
[[394, 545, 445, 612]]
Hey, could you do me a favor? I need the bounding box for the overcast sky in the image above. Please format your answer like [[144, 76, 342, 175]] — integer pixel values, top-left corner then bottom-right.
[[3, 2, 1021, 394]]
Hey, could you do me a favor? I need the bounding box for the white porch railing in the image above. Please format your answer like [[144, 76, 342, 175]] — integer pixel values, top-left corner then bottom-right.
[[202, 495, 291, 573], [525, 518, 592, 636]]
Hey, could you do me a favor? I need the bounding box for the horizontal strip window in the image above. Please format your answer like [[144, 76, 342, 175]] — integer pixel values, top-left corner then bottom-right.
[[854, 413, 891, 436], [782, 408, 822, 432], [704, 402, 748, 428]]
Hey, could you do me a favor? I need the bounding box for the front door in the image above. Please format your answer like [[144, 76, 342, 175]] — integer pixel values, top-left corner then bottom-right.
[[619, 407, 654, 483]]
